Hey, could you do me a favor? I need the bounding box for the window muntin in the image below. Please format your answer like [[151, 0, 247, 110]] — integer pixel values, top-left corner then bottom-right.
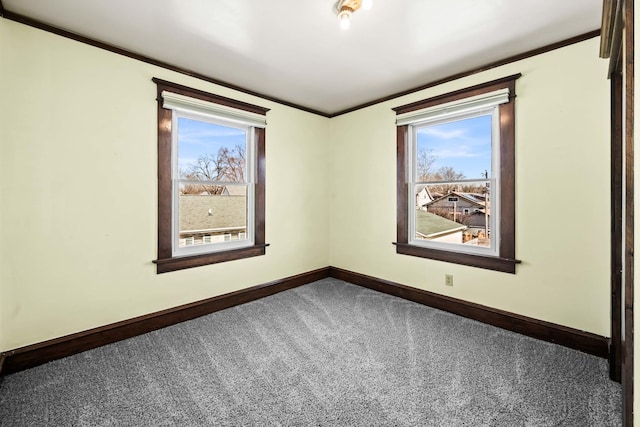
[[173, 114, 254, 257], [408, 110, 499, 256], [393, 74, 520, 273]]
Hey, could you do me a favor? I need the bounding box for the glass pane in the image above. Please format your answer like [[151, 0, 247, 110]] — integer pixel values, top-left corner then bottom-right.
[[416, 114, 492, 182], [178, 184, 248, 248], [415, 181, 491, 248], [177, 117, 247, 183]]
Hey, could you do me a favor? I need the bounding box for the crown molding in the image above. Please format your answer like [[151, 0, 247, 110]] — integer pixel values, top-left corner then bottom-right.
[[1, 9, 600, 118]]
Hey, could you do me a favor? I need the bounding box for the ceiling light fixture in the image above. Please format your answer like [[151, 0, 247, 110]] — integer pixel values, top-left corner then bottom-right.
[[336, 0, 372, 30]]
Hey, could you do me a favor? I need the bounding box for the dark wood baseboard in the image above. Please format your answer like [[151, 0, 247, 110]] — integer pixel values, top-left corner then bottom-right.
[[1, 265, 610, 376], [329, 267, 609, 359], [0, 267, 331, 376]]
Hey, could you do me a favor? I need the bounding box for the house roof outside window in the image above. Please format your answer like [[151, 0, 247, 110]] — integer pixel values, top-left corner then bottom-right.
[[415, 210, 467, 239]]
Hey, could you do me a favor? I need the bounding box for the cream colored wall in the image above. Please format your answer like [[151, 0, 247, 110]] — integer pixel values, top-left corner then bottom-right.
[[0, 19, 330, 351], [329, 38, 611, 336], [0, 17, 614, 354]]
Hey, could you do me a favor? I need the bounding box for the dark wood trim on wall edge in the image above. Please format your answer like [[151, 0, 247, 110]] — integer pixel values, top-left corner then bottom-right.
[[0, 265, 610, 377], [329, 29, 601, 117], [329, 267, 609, 359], [1, 8, 599, 118], [0, 267, 331, 376], [623, 0, 634, 423], [0, 10, 328, 118]]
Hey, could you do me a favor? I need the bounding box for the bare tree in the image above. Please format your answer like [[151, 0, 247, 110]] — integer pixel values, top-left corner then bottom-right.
[[429, 207, 473, 226], [179, 170, 224, 195], [217, 144, 245, 182], [460, 183, 487, 194], [417, 148, 436, 181], [427, 166, 466, 194], [433, 166, 465, 181], [193, 153, 222, 180], [430, 208, 453, 220], [180, 144, 246, 195]]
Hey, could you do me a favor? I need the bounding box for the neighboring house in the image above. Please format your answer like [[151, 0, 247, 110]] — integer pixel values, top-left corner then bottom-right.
[[425, 191, 489, 229], [179, 194, 247, 246], [415, 185, 433, 209], [221, 185, 247, 196], [415, 210, 467, 244]]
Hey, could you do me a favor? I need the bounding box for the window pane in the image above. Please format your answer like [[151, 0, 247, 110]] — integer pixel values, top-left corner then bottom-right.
[[416, 114, 492, 182], [178, 184, 248, 248], [177, 117, 247, 183], [415, 181, 491, 248]]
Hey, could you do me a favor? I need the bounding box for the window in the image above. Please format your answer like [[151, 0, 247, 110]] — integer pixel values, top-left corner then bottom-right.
[[153, 78, 269, 273], [393, 74, 520, 273]]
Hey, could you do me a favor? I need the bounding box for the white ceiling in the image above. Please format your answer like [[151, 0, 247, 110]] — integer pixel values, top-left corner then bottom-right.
[[2, 0, 602, 115]]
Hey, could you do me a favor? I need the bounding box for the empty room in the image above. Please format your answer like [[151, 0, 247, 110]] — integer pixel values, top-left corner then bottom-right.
[[0, 0, 636, 425]]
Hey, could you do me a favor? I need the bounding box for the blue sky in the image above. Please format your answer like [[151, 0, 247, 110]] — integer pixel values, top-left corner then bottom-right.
[[177, 117, 246, 172], [177, 115, 490, 180], [417, 114, 492, 180]]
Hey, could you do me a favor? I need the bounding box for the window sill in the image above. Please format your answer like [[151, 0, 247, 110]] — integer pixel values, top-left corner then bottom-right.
[[154, 244, 269, 273], [393, 242, 519, 274]]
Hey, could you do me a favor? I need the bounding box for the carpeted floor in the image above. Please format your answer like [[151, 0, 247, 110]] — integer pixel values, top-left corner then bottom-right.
[[0, 279, 622, 426]]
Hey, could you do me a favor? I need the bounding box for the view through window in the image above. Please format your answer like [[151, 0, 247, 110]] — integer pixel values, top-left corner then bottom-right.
[[394, 74, 519, 273], [176, 117, 252, 252], [412, 113, 495, 253]]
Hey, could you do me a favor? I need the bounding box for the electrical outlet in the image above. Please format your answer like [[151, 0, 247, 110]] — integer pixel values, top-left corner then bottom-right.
[[445, 274, 454, 286]]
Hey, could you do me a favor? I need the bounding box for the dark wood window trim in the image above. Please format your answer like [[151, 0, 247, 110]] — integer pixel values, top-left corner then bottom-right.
[[152, 78, 269, 273], [393, 74, 521, 273]]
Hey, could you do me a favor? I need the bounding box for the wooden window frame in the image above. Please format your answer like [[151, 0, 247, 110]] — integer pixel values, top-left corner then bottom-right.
[[152, 78, 269, 273], [393, 74, 520, 273]]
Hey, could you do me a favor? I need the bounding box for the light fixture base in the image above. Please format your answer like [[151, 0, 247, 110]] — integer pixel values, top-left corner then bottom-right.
[[336, 0, 371, 30]]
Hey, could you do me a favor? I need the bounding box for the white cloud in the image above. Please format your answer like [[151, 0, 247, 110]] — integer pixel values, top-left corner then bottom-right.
[[420, 127, 467, 140], [432, 146, 481, 159], [179, 128, 245, 146]]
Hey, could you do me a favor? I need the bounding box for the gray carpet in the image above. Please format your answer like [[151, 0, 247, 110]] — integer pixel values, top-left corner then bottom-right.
[[0, 279, 622, 426]]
